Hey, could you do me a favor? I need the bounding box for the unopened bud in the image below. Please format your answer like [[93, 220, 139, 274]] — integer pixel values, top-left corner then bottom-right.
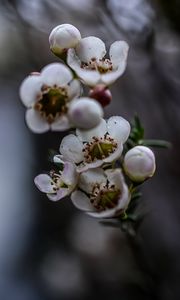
[[89, 84, 112, 107], [68, 97, 104, 129], [49, 24, 81, 56], [124, 146, 156, 182]]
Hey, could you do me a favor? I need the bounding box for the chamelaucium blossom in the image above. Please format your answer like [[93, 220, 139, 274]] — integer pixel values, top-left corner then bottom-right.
[[49, 24, 81, 56], [68, 97, 104, 129], [34, 158, 78, 201], [67, 36, 129, 86], [59, 116, 130, 172], [124, 146, 156, 182], [71, 168, 130, 218], [20, 62, 81, 133]]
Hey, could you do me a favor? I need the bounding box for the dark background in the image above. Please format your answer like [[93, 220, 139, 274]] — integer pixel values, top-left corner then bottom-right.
[[0, 0, 180, 299]]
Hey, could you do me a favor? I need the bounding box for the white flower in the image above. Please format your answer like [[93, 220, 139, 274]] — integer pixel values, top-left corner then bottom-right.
[[20, 63, 81, 133], [67, 36, 129, 86], [68, 97, 104, 129], [49, 24, 81, 56], [71, 168, 130, 218], [124, 146, 156, 182], [34, 157, 78, 201], [59, 116, 130, 172]]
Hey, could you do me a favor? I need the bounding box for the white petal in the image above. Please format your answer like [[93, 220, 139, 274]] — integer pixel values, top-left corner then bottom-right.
[[34, 174, 54, 193], [75, 36, 106, 63], [50, 116, 71, 131], [105, 168, 130, 213], [107, 116, 130, 143], [25, 108, 49, 133], [68, 98, 103, 129], [71, 190, 95, 212], [101, 68, 125, 85], [115, 184, 130, 214], [87, 208, 117, 219], [60, 134, 84, 164], [109, 41, 129, 69], [105, 168, 123, 189], [103, 142, 123, 163], [20, 75, 42, 107], [67, 79, 81, 100], [78, 168, 106, 194], [41, 63, 72, 86], [47, 188, 70, 201], [100, 41, 129, 85], [77, 160, 103, 173], [76, 118, 107, 142], [67, 49, 101, 86], [53, 155, 64, 164], [61, 161, 78, 186]]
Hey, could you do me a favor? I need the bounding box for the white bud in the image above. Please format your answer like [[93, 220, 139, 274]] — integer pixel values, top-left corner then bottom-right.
[[68, 97, 104, 129], [124, 146, 156, 182], [49, 24, 81, 55]]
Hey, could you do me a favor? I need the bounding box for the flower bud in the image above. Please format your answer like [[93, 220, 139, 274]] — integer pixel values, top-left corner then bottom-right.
[[68, 97, 104, 129], [89, 84, 112, 107], [124, 146, 156, 182], [49, 24, 81, 56]]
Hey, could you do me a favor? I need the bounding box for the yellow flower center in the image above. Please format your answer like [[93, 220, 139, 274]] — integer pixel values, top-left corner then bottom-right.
[[83, 135, 117, 163], [90, 183, 121, 211], [35, 85, 68, 123]]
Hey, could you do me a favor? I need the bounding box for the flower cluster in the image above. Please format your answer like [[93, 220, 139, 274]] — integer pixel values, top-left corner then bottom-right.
[[20, 23, 158, 220]]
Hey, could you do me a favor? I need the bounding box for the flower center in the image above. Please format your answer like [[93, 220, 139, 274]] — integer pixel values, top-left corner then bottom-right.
[[83, 135, 117, 163], [50, 170, 68, 192], [35, 85, 68, 123], [90, 183, 121, 211], [81, 58, 113, 74]]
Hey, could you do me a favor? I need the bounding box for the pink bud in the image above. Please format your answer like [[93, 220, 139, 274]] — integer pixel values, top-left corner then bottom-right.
[[89, 84, 112, 107]]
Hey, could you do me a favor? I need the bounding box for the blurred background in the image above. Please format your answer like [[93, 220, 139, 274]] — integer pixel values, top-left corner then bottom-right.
[[0, 0, 180, 299]]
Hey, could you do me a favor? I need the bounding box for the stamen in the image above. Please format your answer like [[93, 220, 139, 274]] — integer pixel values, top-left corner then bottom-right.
[[81, 58, 113, 74], [90, 183, 121, 211], [34, 86, 68, 123], [83, 134, 118, 163]]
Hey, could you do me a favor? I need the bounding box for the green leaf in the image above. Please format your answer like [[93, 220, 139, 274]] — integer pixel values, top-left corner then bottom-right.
[[138, 139, 171, 149]]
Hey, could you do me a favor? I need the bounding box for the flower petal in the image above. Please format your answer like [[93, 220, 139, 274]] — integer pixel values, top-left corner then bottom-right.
[[60, 134, 84, 164], [107, 116, 130, 143], [67, 49, 101, 86], [47, 188, 70, 201], [25, 108, 49, 133], [20, 75, 42, 107], [53, 155, 64, 164], [105, 168, 130, 213], [50, 116, 71, 131], [77, 160, 103, 173], [61, 161, 78, 186], [78, 168, 106, 194], [100, 41, 129, 85], [71, 190, 95, 212], [34, 174, 54, 193], [76, 118, 107, 142], [101, 68, 125, 85], [87, 208, 117, 219], [109, 41, 129, 69], [67, 79, 82, 100], [75, 36, 106, 63], [41, 63, 73, 86]]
